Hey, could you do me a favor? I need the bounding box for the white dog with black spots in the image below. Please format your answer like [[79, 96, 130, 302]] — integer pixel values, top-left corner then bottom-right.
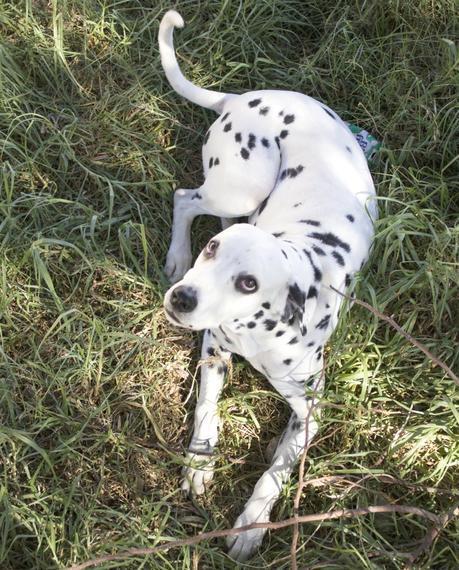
[[159, 9, 377, 562]]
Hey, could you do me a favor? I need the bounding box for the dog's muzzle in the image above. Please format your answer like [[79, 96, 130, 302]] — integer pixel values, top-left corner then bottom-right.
[[169, 285, 198, 313]]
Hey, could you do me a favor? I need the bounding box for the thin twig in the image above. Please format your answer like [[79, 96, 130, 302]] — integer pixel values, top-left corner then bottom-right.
[[304, 473, 458, 497], [66, 503, 441, 570], [290, 365, 324, 569], [404, 501, 459, 569], [329, 286, 458, 385]]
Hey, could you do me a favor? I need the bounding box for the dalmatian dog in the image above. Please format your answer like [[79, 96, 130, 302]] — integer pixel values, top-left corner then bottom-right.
[[159, 9, 377, 562]]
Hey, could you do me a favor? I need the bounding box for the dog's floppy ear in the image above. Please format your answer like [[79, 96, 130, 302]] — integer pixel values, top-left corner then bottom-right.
[[281, 283, 305, 325], [281, 281, 320, 336]]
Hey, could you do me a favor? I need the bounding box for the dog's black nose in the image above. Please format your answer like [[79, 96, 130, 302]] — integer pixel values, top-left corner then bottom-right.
[[170, 285, 198, 313]]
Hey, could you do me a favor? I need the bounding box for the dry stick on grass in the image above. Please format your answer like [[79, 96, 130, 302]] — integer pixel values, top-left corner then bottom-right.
[[66, 504, 442, 570], [290, 367, 324, 570], [67, 291, 458, 570], [404, 501, 459, 569], [305, 473, 458, 497]]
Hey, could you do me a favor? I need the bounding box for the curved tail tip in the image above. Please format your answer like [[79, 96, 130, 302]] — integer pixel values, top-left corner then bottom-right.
[[162, 9, 184, 29]]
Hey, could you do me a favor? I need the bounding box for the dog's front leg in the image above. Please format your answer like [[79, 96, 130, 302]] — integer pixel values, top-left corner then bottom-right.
[[181, 330, 231, 496], [227, 375, 321, 562]]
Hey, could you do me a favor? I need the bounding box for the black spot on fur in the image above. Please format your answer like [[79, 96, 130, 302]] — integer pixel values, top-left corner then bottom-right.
[[248, 98, 261, 107], [219, 326, 232, 344], [300, 325, 307, 336], [332, 250, 345, 266], [281, 249, 288, 259], [240, 148, 250, 160], [308, 232, 351, 252], [275, 136, 280, 148], [235, 132, 242, 143], [261, 137, 270, 148], [283, 359, 292, 366], [284, 114, 295, 124], [272, 232, 284, 238], [207, 347, 216, 356], [214, 157, 220, 166], [345, 274, 351, 287], [276, 330, 285, 337], [258, 196, 269, 215], [346, 145, 352, 153], [322, 106, 336, 120], [247, 321, 256, 329], [264, 319, 277, 331], [294, 202, 302, 208], [259, 106, 269, 115], [223, 122, 232, 132], [346, 214, 355, 222], [316, 315, 331, 330], [279, 129, 289, 139], [291, 420, 302, 431], [282, 283, 307, 325], [288, 283, 306, 308], [254, 310, 264, 319], [248, 134, 256, 149], [191, 192, 202, 200], [325, 304, 330, 309], [303, 249, 322, 282], [280, 165, 304, 180], [279, 110, 284, 116], [218, 363, 228, 375], [312, 245, 326, 256], [299, 219, 320, 226], [204, 130, 210, 144], [307, 285, 318, 299], [306, 375, 316, 387], [209, 157, 213, 168], [221, 112, 230, 122], [262, 302, 271, 309], [307, 341, 315, 347], [316, 351, 322, 360], [288, 336, 299, 345]]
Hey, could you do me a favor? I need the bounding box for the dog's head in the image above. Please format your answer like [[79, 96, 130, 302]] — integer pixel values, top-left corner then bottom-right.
[[164, 224, 320, 332]]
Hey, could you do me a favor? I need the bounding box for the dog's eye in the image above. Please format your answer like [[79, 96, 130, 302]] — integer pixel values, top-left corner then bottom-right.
[[235, 274, 258, 294], [204, 239, 219, 258]]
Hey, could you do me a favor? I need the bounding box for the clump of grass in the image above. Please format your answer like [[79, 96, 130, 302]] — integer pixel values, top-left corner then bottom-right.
[[0, 1, 457, 569]]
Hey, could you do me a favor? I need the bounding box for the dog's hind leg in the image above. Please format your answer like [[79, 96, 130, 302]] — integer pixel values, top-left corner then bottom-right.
[[165, 185, 263, 283], [165, 188, 206, 283], [181, 330, 231, 496]]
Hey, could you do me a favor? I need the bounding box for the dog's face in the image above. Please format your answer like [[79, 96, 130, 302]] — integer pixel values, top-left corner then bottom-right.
[[164, 224, 292, 330]]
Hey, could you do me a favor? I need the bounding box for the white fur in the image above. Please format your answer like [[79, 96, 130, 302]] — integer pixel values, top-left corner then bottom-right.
[[160, 9, 377, 562]]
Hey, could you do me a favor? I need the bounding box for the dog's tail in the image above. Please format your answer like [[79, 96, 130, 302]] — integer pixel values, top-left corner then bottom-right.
[[158, 10, 232, 113]]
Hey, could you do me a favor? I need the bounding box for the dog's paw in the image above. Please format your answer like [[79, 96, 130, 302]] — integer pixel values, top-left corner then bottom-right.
[[164, 248, 192, 283], [181, 453, 215, 496], [226, 512, 268, 562]]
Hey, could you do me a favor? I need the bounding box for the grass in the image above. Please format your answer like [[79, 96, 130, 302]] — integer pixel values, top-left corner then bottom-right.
[[0, 0, 458, 568]]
